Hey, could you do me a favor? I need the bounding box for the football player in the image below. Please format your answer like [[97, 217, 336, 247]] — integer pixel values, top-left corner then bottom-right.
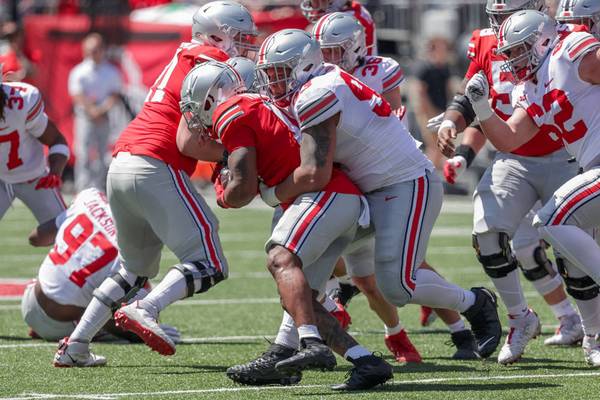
[[255, 29, 502, 363], [180, 60, 392, 390], [23, 187, 179, 343], [465, 9, 600, 366], [0, 78, 68, 231], [311, 12, 480, 360], [433, 0, 584, 365], [52, 0, 257, 367]]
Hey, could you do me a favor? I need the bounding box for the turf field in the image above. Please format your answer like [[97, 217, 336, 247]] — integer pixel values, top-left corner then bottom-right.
[[1, 194, 600, 399]]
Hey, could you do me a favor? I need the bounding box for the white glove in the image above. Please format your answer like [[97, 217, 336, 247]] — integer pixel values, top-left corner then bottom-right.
[[443, 155, 467, 185], [465, 71, 494, 121], [160, 324, 181, 344], [259, 182, 280, 207], [427, 112, 445, 133]]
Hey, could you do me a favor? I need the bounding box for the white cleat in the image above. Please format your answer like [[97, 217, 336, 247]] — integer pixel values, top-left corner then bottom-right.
[[114, 301, 176, 356], [544, 313, 584, 346], [583, 335, 600, 367], [498, 310, 541, 365], [53, 337, 106, 368]]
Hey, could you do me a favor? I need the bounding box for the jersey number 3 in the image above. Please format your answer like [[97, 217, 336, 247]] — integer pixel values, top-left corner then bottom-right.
[[49, 214, 117, 287]]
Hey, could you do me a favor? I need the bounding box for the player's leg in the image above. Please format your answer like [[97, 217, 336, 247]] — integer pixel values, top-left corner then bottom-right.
[[14, 179, 66, 224], [0, 180, 15, 221]]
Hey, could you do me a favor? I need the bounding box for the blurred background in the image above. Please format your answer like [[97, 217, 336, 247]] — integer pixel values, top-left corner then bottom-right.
[[0, 0, 554, 195]]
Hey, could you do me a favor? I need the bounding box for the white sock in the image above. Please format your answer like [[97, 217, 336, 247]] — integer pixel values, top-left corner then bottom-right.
[[409, 268, 475, 313], [138, 268, 189, 317], [70, 297, 113, 344], [384, 322, 403, 336], [549, 298, 577, 320], [490, 269, 528, 317], [574, 296, 600, 336], [531, 274, 563, 297], [322, 295, 338, 313], [344, 345, 371, 361], [540, 225, 600, 285], [274, 311, 300, 349], [298, 324, 321, 341], [447, 319, 466, 333]]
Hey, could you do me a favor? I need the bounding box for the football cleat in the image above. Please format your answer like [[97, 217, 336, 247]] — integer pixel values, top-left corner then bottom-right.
[[544, 313, 584, 346], [384, 330, 422, 363], [275, 338, 336, 374], [461, 287, 502, 358], [53, 337, 106, 368], [449, 329, 481, 360], [497, 310, 541, 365], [226, 343, 302, 385], [331, 354, 393, 391], [582, 335, 600, 367], [420, 306, 437, 327], [114, 302, 176, 356], [331, 300, 352, 330]]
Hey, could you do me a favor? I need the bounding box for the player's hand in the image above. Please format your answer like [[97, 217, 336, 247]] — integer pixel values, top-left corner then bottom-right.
[[213, 167, 231, 209], [259, 182, 280, 207], [436, 120, 458, 158], [393, 105, 407, 121], [160, 324, 181, 343], [443, 156, 467, 184], [35, 173, 62, 190], [465, 71, 490, 105], [426, 112, 445, 133]]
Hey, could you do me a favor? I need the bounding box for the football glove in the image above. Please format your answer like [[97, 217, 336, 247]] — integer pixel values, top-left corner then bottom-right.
[[443, 156, 467, 185], [465, 72, 493, 121], [35, 173, 62, 190], [426, 112, 445, 133], [213, 167, 231, 209]]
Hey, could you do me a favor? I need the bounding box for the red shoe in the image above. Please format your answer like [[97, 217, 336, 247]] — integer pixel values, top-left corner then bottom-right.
[[330, 300, 352, 330], [420, 306, 437, 327], [385, 330, 422, 363]]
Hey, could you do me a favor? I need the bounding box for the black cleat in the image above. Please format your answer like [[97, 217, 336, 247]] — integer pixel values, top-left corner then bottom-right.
[[275, 338, 336, 374], [331, 354, 393, 391], [337, 282, 362, 307], [226, 343, 302, 386], [462, 287, 502, 358], [450, 329, 481, 360]]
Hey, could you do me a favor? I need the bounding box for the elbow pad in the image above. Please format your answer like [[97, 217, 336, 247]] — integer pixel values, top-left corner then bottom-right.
[[447, 94, 476, 126]]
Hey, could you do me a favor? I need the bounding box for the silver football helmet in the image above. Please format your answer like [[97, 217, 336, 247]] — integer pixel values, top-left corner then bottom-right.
[[556, 0, 600, 39], [180, 61, 246, 136], [312, 13, 367, 71], [226, 57, 257, 92], [496, 10, 557, 82], [255, 29, 323, 103], [300, 0, 348, 23], [192, 1, 258, 58], [486, 0, 546, 34]]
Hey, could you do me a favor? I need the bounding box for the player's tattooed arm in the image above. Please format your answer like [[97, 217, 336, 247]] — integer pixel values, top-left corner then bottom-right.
[[274, 113, 340, 203], [223, 146, 258, 208], [312, 297, 358, 356]]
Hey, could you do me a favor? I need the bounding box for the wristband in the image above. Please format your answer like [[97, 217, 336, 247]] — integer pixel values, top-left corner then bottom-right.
[[438, 119, 456, 134], [259, 183, 280, 207], [48, 144, 70, 158], [454, 145, 476, 168], [471, 98, 494, 121]]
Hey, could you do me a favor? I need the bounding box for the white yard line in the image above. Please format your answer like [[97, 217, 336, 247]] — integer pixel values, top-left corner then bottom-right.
[[1, 371, 598, 400]]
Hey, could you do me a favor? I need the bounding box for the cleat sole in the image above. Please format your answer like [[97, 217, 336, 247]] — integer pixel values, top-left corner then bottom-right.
[[114, 310, 175, 356]]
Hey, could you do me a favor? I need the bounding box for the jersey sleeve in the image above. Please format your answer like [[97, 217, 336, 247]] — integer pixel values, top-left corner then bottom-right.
[[24, 86, 48, 138], [380, 58, 404, 93], [464, 30, 483, 80], [563, 31, 600, 62], [213, 102, 255, 152], [295, 85, 342, 130]]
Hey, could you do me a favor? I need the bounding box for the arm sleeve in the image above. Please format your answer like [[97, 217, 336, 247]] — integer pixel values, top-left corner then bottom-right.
[[381, 58, 404, 93], [295, 86, 342, 130], [564, 32, 600, 62], [25, 87, 48, 138]]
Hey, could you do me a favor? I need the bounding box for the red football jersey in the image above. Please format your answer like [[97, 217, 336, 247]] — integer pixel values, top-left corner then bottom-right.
[[213, 94, 361, 206], [113, 43, 229, 176], [465, 28, 564, 157]]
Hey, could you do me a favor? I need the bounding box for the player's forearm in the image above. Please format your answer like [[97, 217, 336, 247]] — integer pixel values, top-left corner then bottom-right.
[[223, 181, 255, 208], [275, 165, 331, 203], [48, 153, 68, 177], [461, 126, 487, 154], [478, 114, 522, 153], [443, 109, 468, 133]]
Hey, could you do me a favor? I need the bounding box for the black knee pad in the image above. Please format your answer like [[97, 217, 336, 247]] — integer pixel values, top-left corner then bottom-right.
[[93, 272, 148, 311], [172, 262, 225, 298], [556, 258, 599, 300], [472, 233, 518, 278], [519, 246, 553, 281]]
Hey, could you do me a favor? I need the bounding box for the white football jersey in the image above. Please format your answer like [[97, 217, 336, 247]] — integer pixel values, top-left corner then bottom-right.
[[0, 82, 49, 184], [514, 31, 600, 170], [38, 188, 119, 308], [294, 64, 432, 193], [350, 56, 404, 94]]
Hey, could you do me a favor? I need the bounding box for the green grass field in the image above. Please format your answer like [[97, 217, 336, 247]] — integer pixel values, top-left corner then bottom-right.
[[1, 196, 600, 399]]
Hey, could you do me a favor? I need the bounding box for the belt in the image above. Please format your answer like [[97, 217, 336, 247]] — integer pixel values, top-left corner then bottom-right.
[[34, 281, 85, 322]]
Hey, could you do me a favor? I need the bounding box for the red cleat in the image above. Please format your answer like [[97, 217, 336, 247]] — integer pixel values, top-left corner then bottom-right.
[[330, 300, 352, 330], [385, 330, 422, 363], [420, 306, 437, 327]]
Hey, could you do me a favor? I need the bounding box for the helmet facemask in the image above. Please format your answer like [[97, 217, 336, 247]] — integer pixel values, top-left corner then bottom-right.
[[256, 62, 300, 104], [320, 39, 362, 71], [196, 26, 258, 59], [498, 31, 551, 83]]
